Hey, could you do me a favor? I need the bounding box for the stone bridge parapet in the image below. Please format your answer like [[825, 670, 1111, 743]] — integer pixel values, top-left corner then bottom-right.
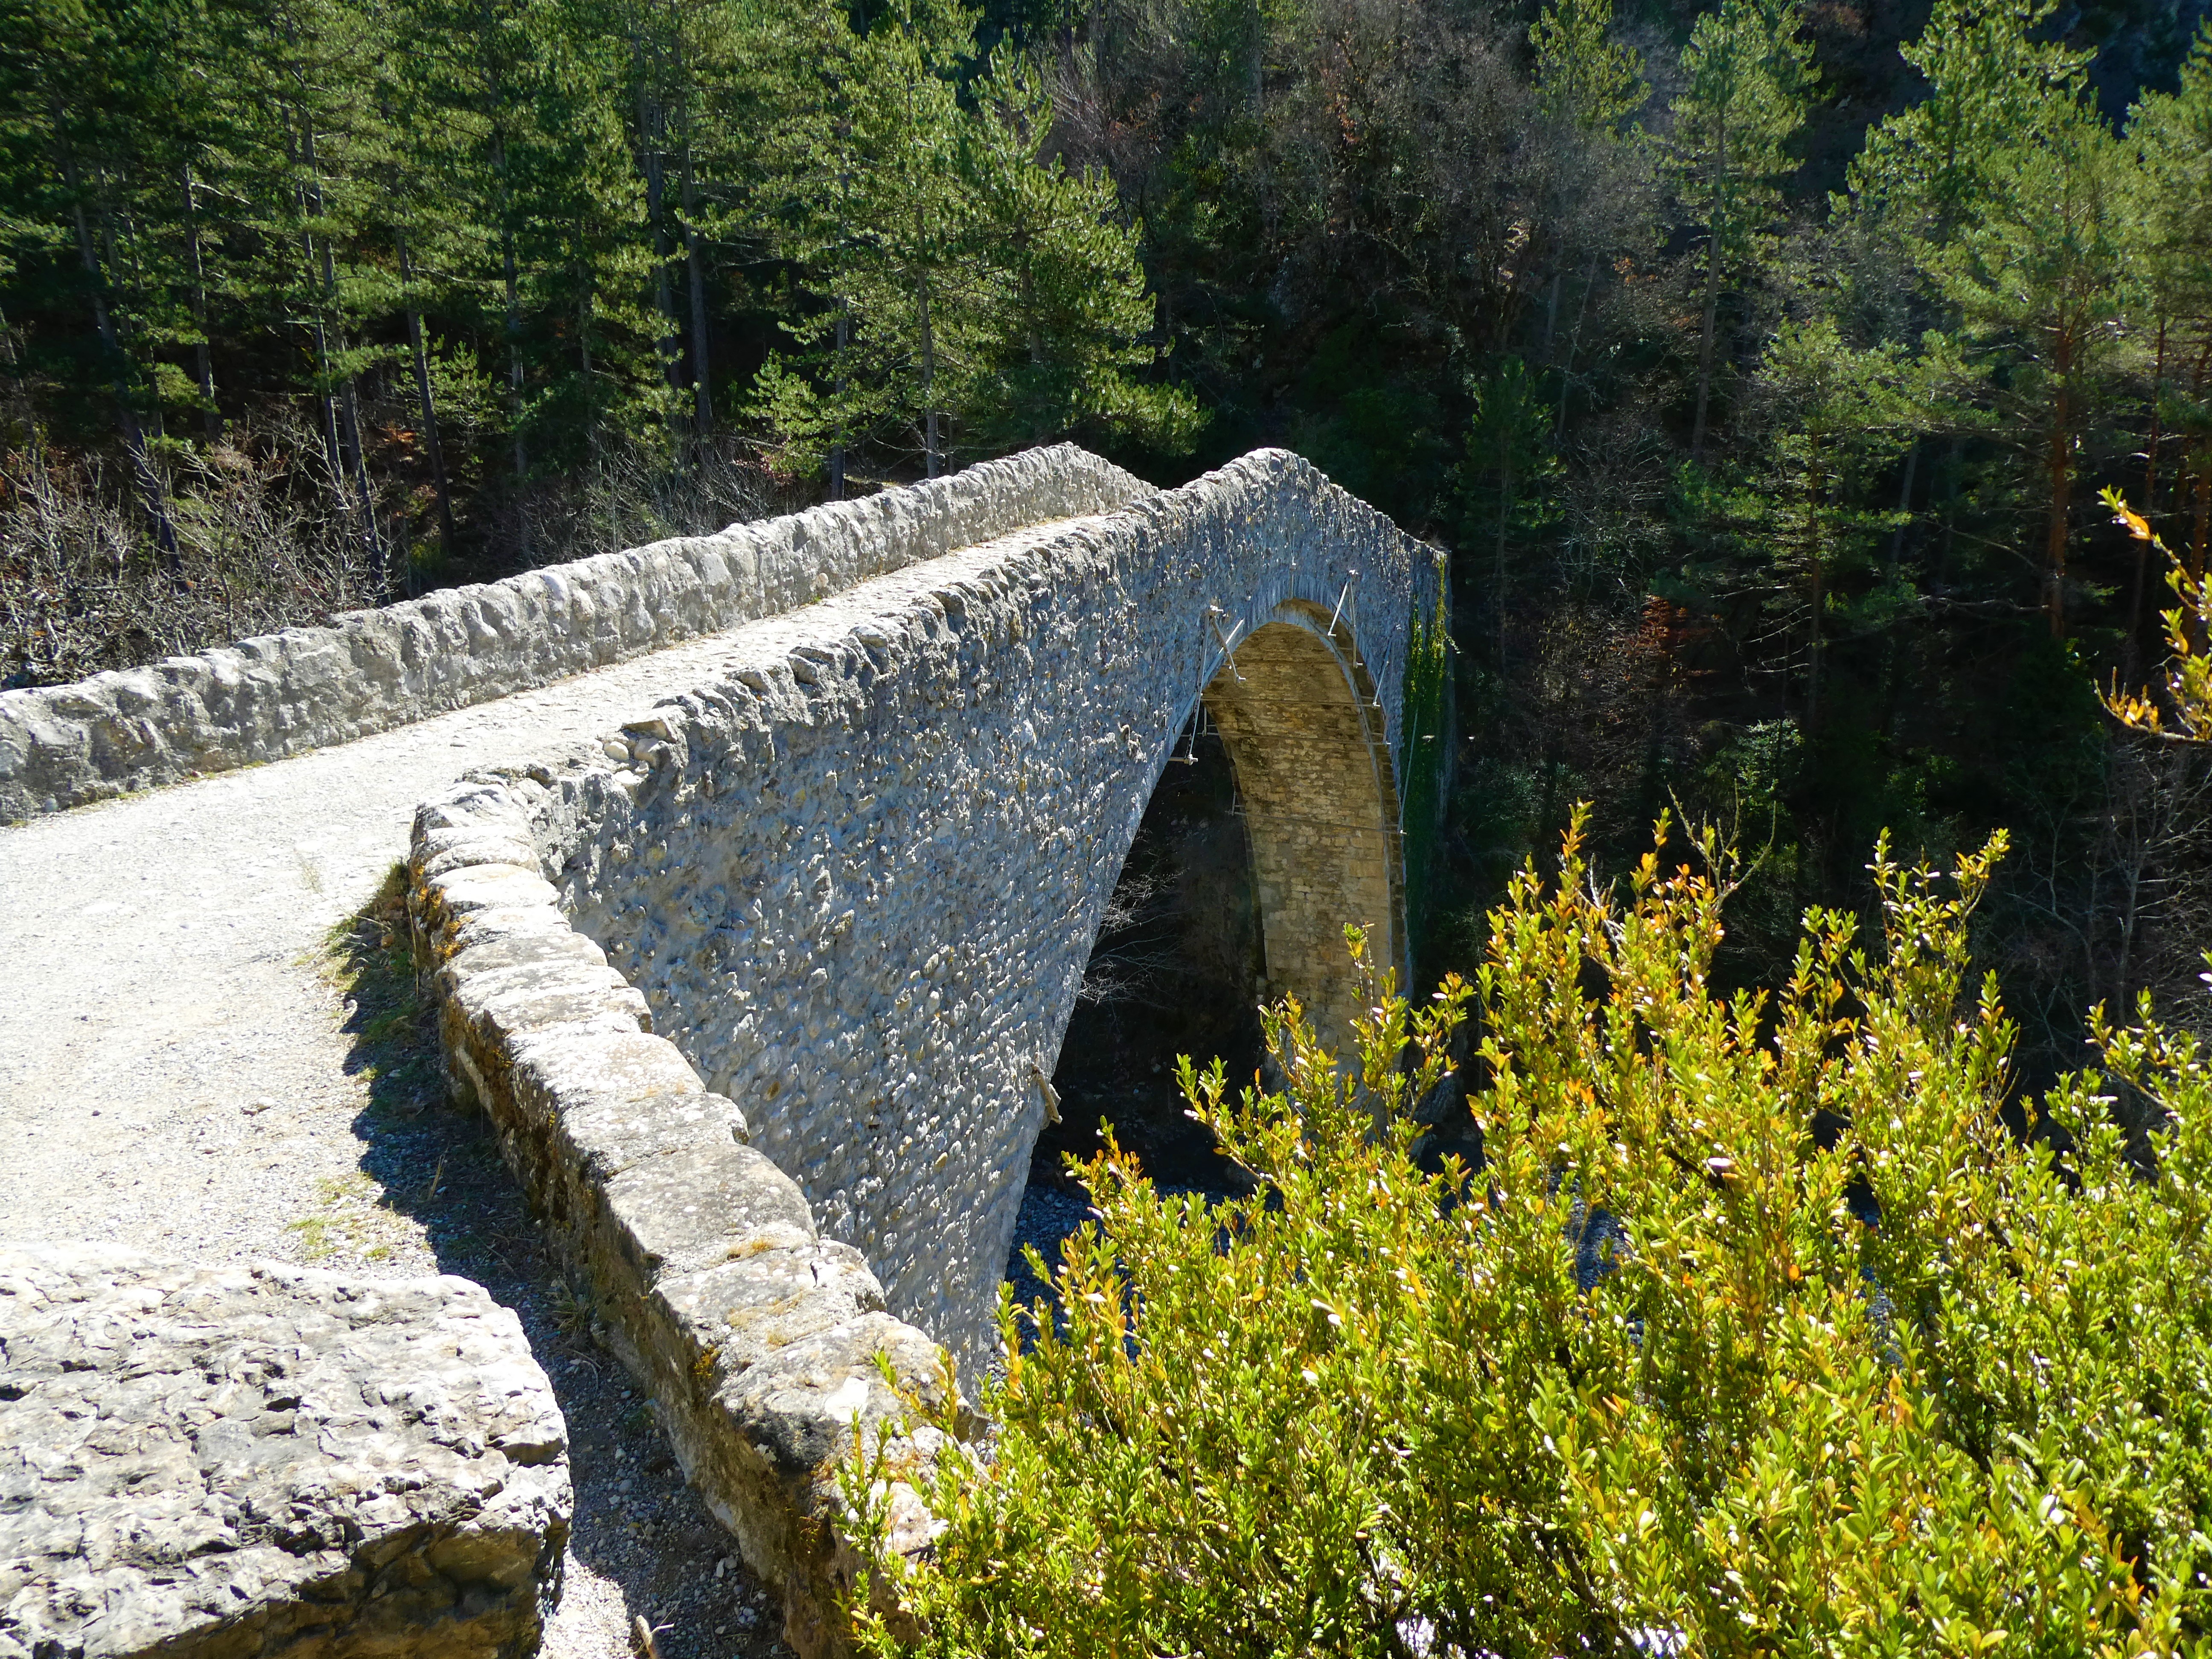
[[0, 447, 1149, 823]]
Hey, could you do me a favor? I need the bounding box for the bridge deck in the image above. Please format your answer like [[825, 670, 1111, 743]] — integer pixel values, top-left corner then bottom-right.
[[0, 516, 1088, 1262]]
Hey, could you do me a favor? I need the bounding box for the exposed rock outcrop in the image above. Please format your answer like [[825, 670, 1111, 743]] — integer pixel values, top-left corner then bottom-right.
[[0, 1246, 570, 1659]]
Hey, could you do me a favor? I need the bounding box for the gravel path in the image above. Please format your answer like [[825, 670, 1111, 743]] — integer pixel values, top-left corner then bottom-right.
[[0, 623, 832, 1659]]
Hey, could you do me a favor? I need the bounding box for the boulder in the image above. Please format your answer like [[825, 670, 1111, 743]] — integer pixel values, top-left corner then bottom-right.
[[0, 1246, 570, 1659]]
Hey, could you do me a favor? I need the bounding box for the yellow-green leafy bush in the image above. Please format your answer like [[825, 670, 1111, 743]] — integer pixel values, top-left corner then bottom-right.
[[853, 816, 2212, 1655]]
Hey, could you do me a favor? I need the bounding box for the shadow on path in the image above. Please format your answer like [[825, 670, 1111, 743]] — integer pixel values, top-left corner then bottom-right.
[[325, 869, 789, 1659]]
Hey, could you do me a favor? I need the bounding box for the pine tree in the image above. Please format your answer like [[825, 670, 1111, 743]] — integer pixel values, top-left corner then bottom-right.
[[2, 0, 211, 557], [1932, 103, 2136, 638], [2133, 22, 2212, 589], [1460, 357, 1557, 673], [956, 44, 1199, 456], [1667, 0, 1814, 460], [1530, 0, 1642, 133], [233, 0, 399, 566], [1849, 0, 2093, 242], [1745, 317, 1918, 730], [749, 0, 1193, 482], [740, 0, 896, 487], [1850, 0, 2132, 640], [746, 0, 975, 480], [511, 0, 658, 477], [382, 0, 538, 512]]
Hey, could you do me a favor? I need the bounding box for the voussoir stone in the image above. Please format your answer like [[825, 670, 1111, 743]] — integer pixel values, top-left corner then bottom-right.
[[0, 1245, 570, 1659]]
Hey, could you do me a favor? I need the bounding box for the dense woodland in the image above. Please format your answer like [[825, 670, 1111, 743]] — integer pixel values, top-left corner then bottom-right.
[[4, 0, 2212, 1074]]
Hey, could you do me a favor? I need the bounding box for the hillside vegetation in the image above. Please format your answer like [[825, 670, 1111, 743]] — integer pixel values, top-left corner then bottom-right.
[[858, 827, 2212, 1653], [15, 0, 2212, 1642], [4, 0, 2212, 1060]]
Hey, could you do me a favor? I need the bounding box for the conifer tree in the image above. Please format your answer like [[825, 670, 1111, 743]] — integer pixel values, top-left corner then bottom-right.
[[236, 0, 397, 562], [1461, 357, 1557, 672], [1849, 0, 2093, 241], [1934, 104, 2135, 638], [1666, 0, 1815, 459], [384, 0, 538, 504], [957, 45, 1199, 456], [1530, 0, 1642, 133], [1852, 0, 2131, 639], [2133, 22, 2212, 586], [1745, 317, 1918, 729], [748, 0, 973, 479], [1528, 0, 1645, 375], [6, 0, 203, 555], [749, 0, 1194, 480]]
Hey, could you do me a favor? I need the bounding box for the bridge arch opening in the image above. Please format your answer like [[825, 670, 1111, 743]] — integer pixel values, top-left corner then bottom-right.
[[1199, 605, 1406, 1043], [1010, 603, 1408, 1302]]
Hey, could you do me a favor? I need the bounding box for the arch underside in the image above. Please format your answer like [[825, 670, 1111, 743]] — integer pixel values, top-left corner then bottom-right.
[[1194, 607, 1406, 1053]]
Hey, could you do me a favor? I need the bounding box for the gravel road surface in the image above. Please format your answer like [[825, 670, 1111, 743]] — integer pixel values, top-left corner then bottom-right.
[[0, 625, 822, 1659]]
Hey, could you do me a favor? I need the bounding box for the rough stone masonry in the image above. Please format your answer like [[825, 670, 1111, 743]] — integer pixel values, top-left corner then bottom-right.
[[405, 445, 1441, 1655]]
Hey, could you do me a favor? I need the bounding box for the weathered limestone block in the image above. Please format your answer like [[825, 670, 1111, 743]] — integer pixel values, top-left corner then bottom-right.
[[0, 1245, 570, 1659]]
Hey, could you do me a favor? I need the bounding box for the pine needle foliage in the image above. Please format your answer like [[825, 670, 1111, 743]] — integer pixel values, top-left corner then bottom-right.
[[848, 813, 2212, 1654]]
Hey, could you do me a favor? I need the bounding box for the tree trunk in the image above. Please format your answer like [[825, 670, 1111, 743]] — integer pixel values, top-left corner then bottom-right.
[[1936, 436, 1962, 590], [2045, 355, 2072, 640], [917, 252, 939, 479], [398, 237, 455, 574], [1495, 448, 1511, 673], [830, 303, 849, 502], [180, 163, 220, 445], [305, 285, 346, 490], [68, 196, 178, 571], [678, 129, 712, 433], [48, 99, 179, 568], [1555, 253, 1598, 440], [2129, 317, 2167, 677], [1877, 438, 1919, 744], [2192, 344, 2211, 588], [1246, 0, 1263, 110], [1691, 221, 1724, 460], [299, 116, 380, 559], [505, 233, 526, 486], [1886, 440, 1918, 570], [494, 133, 529, 511], [1806, 442, 1825, 731], [578, 268, 594, 382], [635, 67, 683, 400], [2194, 444, 2210, 588]]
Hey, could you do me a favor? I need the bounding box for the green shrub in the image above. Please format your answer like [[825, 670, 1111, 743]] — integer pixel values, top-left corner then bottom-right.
[[851, 813, 2212, 1655]]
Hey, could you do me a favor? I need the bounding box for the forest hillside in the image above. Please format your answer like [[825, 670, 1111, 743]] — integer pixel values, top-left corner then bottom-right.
[[3, 0, 2211, 1079]]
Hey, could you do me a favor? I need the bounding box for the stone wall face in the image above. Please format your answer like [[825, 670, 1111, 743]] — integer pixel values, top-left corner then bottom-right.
[[0, 447, 1151, 823], [1201, 611, 1404, 1048], [513, 448, 1442, 1375], [0, 1246, 570, 1659]]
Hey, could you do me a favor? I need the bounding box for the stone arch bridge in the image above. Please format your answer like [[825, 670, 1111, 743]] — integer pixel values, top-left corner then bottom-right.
[[0, 445, 1444, 1655]]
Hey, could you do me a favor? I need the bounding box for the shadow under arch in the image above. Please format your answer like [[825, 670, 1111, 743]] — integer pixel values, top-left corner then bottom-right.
[[1009, 596, 1413, 1310], [1197, 599, 1408, 1048]]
